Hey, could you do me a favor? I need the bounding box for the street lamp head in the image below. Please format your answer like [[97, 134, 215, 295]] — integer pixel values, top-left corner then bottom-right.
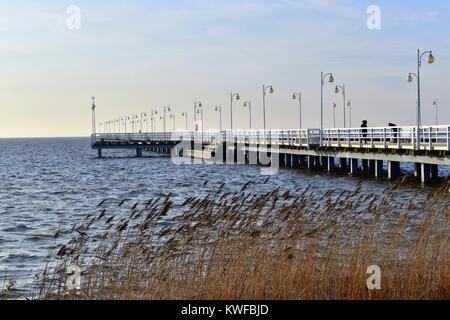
[[328, 74, 334, 83], [269, 87, 274, 94], [333, 102, 337, 109], [236, 94, 240, 100], [335, 86, 339, 94], [407, 73, 414, 83], [427, 52, 435, 64]]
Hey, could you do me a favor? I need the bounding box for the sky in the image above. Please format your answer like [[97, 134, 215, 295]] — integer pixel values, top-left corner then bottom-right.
[[0, 0, 449, 137]]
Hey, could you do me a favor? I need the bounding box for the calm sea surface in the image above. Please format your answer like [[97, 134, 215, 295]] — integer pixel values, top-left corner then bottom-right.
[[0, 137, 448, 294]]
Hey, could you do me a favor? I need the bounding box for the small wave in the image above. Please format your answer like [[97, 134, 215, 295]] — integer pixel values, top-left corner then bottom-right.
[[25, 233, 54, 241], [2, 224, 32, 232]]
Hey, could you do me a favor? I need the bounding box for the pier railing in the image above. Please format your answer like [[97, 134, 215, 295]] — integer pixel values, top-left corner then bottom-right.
[[91, 125, 450, 151], [322, 125, 450, 151]]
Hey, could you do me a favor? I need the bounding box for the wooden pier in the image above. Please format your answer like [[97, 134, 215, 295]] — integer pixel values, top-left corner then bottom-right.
[[91, 125, 450, 184]]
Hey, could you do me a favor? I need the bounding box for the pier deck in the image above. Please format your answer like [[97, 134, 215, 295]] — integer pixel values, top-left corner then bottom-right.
[[91, 125, 450, 184]]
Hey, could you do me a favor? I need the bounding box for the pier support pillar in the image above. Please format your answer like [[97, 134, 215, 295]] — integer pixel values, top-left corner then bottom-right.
[[431, 165, 439, 179], [374, 160, 384, 179], [285, 153, 292, 167], [292, 155, 300, 168], [421, 163, 431, 184], [362, 159, 369, 173], [97, 149, 102, 158], [414, 163, 422, 181], [340, 158, 348, 171], [136, 148, 143, 158], [279, 153, 286, 167], [368, 160, 376, 174], [320, 156, 328, 169], [299, 155, 306, 168], [388, 161, 400, 180], [350, 159, 359, 177], [307, 156, 317, 170], [327, 157, 335, 172]]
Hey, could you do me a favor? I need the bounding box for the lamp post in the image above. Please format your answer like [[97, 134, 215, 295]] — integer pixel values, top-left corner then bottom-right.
[[170, 114, 176, 131], [197, 108, 204, 146], [163, 106, 171, 133], [150, 110, 158, 133], [332, 102, 337, 128], [214, 106, 223, 131], [243, 101, 252, 130], [144, 117, 149, 133], [321, 72, 335, 146], [91, 97, 96, 135], [262, 85, 274, 131], [181, 112, 188, 131], [407, 49, 435, 150], [140, 112, 147, 132], [131, 114, 138, 133], [230, 92, 240, 130], [347, 100, 352, 128], [194, 101, 202, 131], [121, 118, 126, 134], [433, 99, 438, 125], [292, 92, 302, 129], [335, 84, 346, 128]]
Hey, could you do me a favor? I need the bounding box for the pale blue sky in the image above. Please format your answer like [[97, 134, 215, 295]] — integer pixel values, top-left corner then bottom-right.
[[0, 0, 449, 137]]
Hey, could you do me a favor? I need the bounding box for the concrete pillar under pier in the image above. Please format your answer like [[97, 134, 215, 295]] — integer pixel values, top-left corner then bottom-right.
[[279, 153, 286, 167], [97, 149, 102, 158], [421, 163, 431, 184], [362, 159, 369, 173], [299, 155, 306, 168], [292, 155, 300, 168], [339, 158, 348, 171], [136, 148, 143, 158], [327, 157, 335, 172], [388, 161, 400, 180], [307, 156, 317, 170], [368, 160, 376, 174], [414, 163, 421, 180], [285, 153, 292, 167], [431, 165, 439, 179], [374, 160, 384, 179], [350, 159, 359, 177], [316, 157, 328, 170]]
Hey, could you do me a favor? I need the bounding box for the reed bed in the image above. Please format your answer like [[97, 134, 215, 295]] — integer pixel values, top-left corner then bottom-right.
[[30, 177, 449, 300]]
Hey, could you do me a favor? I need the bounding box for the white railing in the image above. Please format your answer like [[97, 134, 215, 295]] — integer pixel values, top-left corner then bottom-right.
[[91, 125, 450, 151], [322, 125, 450, 151]]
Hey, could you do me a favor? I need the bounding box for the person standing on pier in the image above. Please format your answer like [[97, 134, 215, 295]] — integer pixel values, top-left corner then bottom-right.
[[389, 123, 398, 144], [361, 120, 368, 143]]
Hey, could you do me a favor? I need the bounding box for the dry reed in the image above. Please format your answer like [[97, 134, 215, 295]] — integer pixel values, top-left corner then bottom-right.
[[31, 177, 450, 300]]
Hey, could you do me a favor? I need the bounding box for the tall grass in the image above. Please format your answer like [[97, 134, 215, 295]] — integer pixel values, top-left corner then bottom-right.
[[32, 177, 449, 300]]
